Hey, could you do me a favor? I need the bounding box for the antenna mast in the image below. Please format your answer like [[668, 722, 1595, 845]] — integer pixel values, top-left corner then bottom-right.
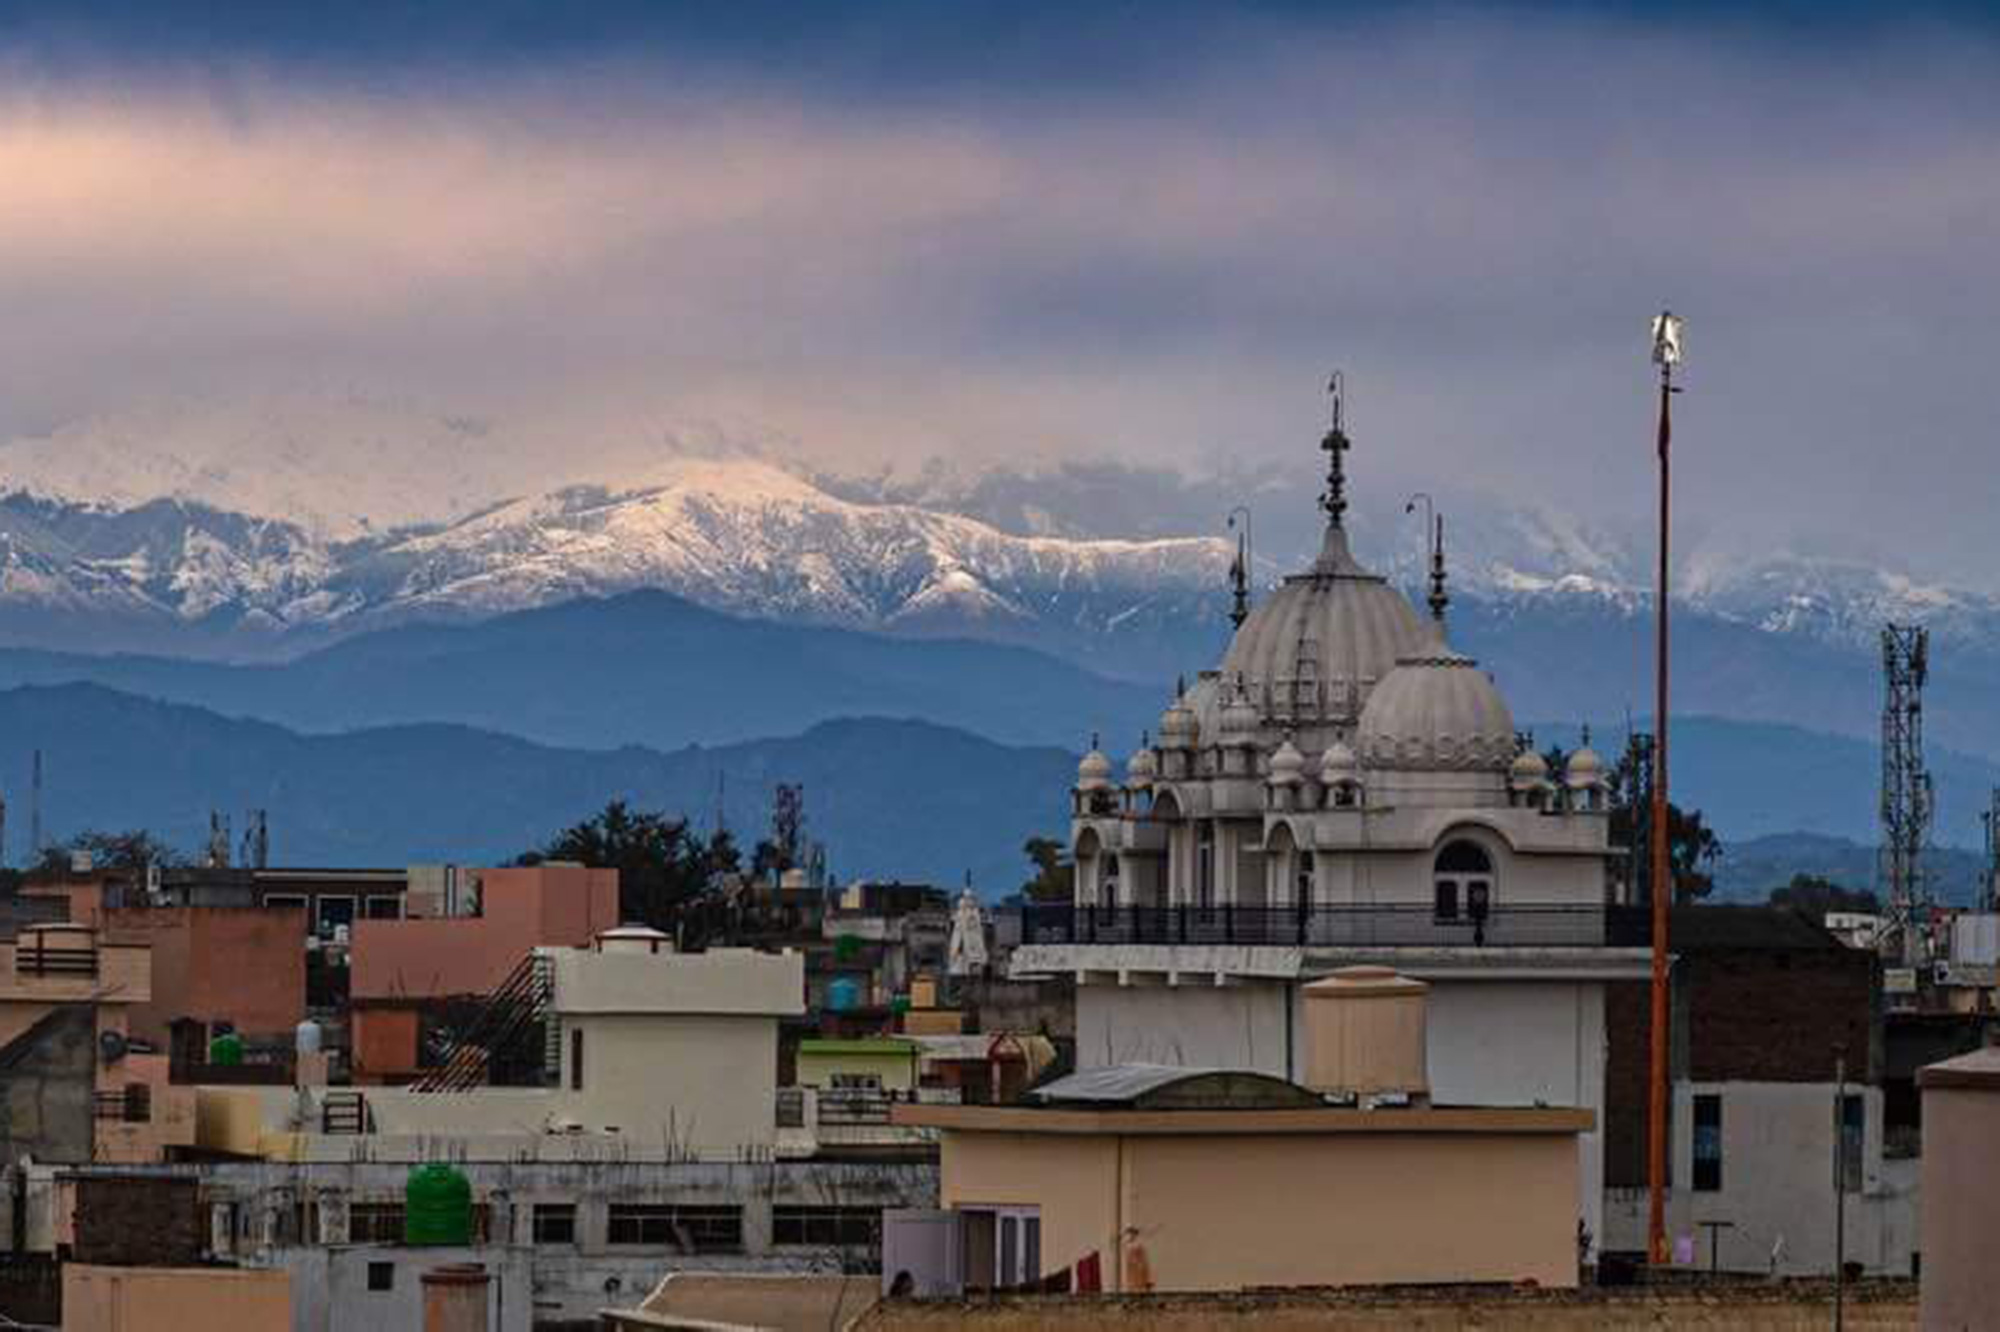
[[1879, 624, 1934, 970], [1983, 786, 2000, 913]]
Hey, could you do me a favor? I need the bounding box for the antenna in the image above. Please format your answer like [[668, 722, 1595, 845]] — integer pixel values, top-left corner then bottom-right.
[[1984, 787, 2000, 912], [1879, 624, 1934, 970], [0, 792, 8, 870]]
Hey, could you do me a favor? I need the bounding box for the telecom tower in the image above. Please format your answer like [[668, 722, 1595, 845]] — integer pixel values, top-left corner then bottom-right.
[[1879, 624, 1934, 968], [1982, 786, 2000, 912]]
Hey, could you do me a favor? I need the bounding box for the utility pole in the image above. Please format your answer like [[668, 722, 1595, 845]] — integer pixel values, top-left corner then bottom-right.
[[1879, 625, 1933, 969], [1833, 1046, 1848, 1331], [1646, 310, 1684, 1268]]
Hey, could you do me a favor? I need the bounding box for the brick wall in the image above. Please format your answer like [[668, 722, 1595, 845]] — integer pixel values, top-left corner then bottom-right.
[[72, 1176, 205, 1267]]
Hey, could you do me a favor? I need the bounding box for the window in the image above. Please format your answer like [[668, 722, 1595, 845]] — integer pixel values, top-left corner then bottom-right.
[[830, 1072, 883, 1090], [570, 1028, 584, 1091], [1195, 824, 1215, 910], [1434, 841, 1494, 923], [1692, 1093, 1723, 1192], [315, 895, 356, 938], [1296, 851, 1315, 906], [772, 1205, 880, 1248], [365, 895, 403, 920], [349, 1203, 405, 1245], [1101, 853, 1120, 905], [367, 1262, 395, 1293], [264, 893, 308, 915], [1839, 1094, 1865, 1193], [607, 1204, 743, 1253], [532, 1203, 577, 1245]]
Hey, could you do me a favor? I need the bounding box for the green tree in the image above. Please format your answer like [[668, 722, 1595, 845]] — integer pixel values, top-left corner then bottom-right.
[[1606, 736, 1723, 904], [1769, 873, 1879, 920], [1020, 836, 1075, 904], [36, 829, 181, 875], [522, 800, 737, 932]]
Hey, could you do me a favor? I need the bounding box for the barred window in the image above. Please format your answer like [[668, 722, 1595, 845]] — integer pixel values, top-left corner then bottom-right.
[[607, 1203, 742, 1253], [532, 1203, 577, 1245], [349, 1202, 406, 1245], [772, 1205, 879, 1248]]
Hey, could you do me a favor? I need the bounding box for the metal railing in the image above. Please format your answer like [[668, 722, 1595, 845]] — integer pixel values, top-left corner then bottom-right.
[[1022, 902, 1647, 949]]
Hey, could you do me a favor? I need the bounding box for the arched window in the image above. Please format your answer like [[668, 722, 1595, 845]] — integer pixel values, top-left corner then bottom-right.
[[1296, 850, 1315, 908], [1102, 853, 1121, 908], [1433, 840, 1494, 924]]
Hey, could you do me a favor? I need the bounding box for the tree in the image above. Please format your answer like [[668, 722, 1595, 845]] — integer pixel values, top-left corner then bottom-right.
[[1769, 874, 1879, 921], [35, 829, 180, 875], [522, 800, 736, 933], [1020, 837, 1075, 904], [1606, 736, 1723, 904]]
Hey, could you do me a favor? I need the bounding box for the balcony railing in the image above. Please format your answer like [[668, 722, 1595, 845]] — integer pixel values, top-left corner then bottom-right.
[[1021, 902, 1648, 949]]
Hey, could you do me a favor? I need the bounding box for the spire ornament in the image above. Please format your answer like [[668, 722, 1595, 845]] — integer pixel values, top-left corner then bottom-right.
[[1320, 370, 1350, 527], [1427, 512, 1450, 623]]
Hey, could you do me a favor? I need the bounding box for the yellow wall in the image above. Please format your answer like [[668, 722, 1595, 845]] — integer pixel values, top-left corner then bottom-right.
[[63, 1264, 290, 1332], [940, 1128, 1580, 1292], [796, 1047, 919, 1093]]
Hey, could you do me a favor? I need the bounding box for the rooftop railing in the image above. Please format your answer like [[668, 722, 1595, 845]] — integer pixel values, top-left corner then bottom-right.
[[1022, 902, 1647, 949]]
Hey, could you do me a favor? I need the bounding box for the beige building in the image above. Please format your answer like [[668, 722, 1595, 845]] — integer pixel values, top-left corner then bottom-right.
[[893, 968, 1590, 1294], [1918, 1045, 2000, 1331], [63, 1263, 291, 1332]]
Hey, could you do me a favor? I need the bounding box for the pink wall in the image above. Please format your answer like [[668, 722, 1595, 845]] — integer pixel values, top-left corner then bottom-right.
[[351, 865, 618, 1000]]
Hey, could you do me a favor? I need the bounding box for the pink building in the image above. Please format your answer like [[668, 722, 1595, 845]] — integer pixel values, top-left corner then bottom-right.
[[349, 865, 619, 1083]]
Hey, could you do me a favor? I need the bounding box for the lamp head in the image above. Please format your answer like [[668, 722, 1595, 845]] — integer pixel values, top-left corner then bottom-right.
[[1650, 311, 1685, 368]]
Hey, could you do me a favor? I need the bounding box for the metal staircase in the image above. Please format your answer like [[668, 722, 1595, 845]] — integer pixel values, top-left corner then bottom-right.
[[409, 951, 557, 1093]]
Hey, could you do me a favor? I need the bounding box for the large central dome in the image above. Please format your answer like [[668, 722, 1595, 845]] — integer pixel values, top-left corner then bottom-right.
[[1216, 523, 1428, 724]]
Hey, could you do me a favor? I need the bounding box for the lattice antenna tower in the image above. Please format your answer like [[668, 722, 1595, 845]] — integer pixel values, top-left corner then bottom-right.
[[1878, 624, 1934, 966], [1983, 786, 2000, 912]]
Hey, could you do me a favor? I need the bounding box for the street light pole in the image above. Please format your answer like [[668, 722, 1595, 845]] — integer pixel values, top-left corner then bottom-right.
[[1646, 311, 1684, 1268]]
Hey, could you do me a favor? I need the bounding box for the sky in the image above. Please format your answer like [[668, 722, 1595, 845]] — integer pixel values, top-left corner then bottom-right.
[[0, 2, 1997, 582]]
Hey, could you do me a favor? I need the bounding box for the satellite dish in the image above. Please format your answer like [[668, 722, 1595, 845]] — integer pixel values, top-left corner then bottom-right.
[[98, 1030, 128, 1064]]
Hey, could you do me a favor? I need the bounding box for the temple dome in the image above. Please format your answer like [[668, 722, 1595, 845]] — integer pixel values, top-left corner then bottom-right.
[[1356, 633, 1515, 771], [1217, 526, 1429, 724], [1076, 746, 1114, 790], [1268, 738, 1306, 786]]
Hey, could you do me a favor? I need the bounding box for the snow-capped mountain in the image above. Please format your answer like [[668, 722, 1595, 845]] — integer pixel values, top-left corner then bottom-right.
[[2, 393, 1998, 686]]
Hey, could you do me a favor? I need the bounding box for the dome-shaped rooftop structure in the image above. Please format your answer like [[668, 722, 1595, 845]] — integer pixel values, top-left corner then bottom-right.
[[1218, 526, 1429, 724], [1268, 738, 1306, 786], [1356, 633, 1516, 771], [1565, 743, 1606, 789], [1511, 747, 1549, 784], [1125, 743, 1158, 789], [1321, 739, 1359, 784], [1158, 695, 1199, 749], [1077, 745, 1114, 790]]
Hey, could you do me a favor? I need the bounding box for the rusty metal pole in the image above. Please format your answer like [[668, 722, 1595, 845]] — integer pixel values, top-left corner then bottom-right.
[[1646, 332, 1677, 1268]]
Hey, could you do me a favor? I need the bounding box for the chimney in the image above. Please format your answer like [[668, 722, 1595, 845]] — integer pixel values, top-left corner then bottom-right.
[[422, 1263, 491, 1332], [1301, 965, 1430, 1102]]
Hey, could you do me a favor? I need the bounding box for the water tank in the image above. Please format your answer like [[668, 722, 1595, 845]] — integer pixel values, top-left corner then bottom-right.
[[208, 1032, 245, 1067], [295, 1019, 323, 1056], [826, 977, 861, 1013], [404, 1163, 473, 1246], [1301, 966, 1430, 1099]]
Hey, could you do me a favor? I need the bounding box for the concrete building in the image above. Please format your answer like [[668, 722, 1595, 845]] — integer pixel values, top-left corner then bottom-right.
[[348, 864, 619, 1082], [1015, 399, 1647, 1244], [1917, 1045, 2000, 1331], [99, 904, 308, 1050], [892, 968, 1590, 1294], [1599, 908, 1915, 1277], [797, 1038, 922, 1094], [64, 1263, 291, 1332]]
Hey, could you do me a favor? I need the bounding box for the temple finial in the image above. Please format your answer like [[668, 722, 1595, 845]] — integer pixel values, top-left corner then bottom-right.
[[1227, 508, 1252, 630], [1427, 513, 1450, 624], [1320, 370, 1350, 527]]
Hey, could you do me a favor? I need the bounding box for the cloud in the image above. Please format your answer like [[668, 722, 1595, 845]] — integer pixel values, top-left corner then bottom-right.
[[0, 10, 1995, 581]]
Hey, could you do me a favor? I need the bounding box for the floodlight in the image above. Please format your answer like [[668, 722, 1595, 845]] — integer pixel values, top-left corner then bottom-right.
[[1650, 311, 1684, 368]]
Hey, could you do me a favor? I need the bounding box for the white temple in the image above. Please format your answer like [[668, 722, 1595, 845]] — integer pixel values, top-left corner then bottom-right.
[[1013, 382, 1649, 1243]]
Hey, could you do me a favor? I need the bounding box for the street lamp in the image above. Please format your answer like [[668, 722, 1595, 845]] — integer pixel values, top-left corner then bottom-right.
[[1646, 310, 1683, 1269]]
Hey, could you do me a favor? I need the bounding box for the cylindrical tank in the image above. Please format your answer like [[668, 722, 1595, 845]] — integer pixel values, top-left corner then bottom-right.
[[1301, 965, 1430, 1099], [827, 977, 861, 1013], [209, 1031, 245, 1067], [405, 1164, 474, 1246], [295, 1019, 323, 1056]]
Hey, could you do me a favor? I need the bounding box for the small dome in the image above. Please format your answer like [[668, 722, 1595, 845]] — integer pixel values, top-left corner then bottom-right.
[[1159, 697, 1200, 748], [1218, 689, 1260, 738], [1320, 740, 1360, 784], [1356, 636, 1515, 771], [1268, 738, 1306, 786], [1565, 744, 1606, 789], [1077, 746, 1114, 790], [1510, 747, 1549, 785], [1125, 746, 1158, 788]]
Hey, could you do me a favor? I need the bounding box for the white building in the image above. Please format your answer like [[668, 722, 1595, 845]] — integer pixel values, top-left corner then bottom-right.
[[1012, 390, 1651, 1244]]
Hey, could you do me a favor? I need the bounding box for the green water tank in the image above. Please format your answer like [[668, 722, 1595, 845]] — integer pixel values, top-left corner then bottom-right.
[[404, 1164, 473, 1246], [208, 1032, 244, 1067]]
